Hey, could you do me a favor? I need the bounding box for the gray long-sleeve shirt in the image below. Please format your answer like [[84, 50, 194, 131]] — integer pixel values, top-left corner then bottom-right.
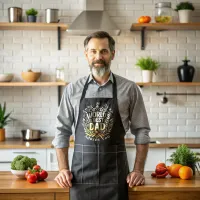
[[52, 73, 150, 148]]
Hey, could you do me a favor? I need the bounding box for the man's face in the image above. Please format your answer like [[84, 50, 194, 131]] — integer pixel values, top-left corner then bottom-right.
[[84, 38, 115, 77]]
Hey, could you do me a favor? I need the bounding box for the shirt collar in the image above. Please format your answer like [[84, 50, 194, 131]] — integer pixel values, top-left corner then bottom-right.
[[88, 72, 114, 85]]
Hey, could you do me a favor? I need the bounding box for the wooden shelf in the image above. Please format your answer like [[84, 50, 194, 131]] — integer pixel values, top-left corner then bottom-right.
[[136, 82, 200, 86], [0, 22, 68, 31], [0, 82, 68, 86], [130, 23, 200, 50], [0, 22, 68, 50], [130, 22, 200, 31]]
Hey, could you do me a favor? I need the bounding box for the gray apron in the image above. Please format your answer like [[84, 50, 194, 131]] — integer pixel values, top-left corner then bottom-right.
[[70, 74, 129, 200]]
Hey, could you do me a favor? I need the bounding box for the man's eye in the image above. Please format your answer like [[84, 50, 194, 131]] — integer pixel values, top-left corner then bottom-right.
[[89, 50, 96, 54], [101, 50, 108, 54]]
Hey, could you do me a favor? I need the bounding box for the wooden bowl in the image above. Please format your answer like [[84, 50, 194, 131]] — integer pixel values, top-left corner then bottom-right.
[[21, 72, 41, 82]]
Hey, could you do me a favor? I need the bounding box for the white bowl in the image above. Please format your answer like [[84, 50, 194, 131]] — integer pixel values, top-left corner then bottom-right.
[[11, 169, 27, 179], [0, 74, 14, 82]]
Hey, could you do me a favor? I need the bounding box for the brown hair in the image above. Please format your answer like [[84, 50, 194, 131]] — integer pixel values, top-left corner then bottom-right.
[[84, 31, 115, 51]]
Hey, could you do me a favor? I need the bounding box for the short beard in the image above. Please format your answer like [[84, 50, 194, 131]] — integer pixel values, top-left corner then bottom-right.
[[89, 60, 111, 78]]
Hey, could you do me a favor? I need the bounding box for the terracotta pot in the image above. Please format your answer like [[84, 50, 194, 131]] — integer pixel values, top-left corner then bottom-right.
[[0, 128, 5, 142]]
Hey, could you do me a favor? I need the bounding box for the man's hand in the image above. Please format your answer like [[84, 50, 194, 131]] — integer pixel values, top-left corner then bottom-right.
[[54, 169, 73, 188], [126, 171, 145, 187]]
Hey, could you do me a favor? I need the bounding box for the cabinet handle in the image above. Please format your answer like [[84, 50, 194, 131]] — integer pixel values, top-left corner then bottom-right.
[[13, 152, 37, 154], [50, 152, 53, 163], [0, 161, 12, 163]]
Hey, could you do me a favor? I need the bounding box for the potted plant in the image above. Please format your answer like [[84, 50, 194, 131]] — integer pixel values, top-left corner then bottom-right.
[[167, 144, 200, 175], [0, 102, 12, 141], [175, 2, 195, 23], [136, 56, 160, 82], [26, 8, 38, 22]]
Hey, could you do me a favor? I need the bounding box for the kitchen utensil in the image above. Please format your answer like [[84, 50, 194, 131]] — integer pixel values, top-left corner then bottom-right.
[[0, 74, 14, 82], [21, 72, 41, 82], [21, 129, 46, 141], [45, 8, 59, 23], [8, 7, 22, 22]]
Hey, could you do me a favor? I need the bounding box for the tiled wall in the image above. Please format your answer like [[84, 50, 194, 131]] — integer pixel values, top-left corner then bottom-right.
[[0, 0, 200, 138]]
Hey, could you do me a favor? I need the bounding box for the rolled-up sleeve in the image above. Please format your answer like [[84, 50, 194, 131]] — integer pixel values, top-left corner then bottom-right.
[[52, 84, 74, 148], [129, 85, 150, 144]]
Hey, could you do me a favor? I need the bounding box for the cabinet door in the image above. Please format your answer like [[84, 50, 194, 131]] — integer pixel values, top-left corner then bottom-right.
[[126, 148, 166, 171], [0, 149, 47, 171], [46, 148, 74, 171], [145, 148, 166, 171]]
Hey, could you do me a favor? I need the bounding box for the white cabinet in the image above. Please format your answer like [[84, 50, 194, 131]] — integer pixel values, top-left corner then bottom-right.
[[126, 148, 166, 171], [145, 148, 166, 171], [46, 148, 74, 171], [0, 149, 47, 171]]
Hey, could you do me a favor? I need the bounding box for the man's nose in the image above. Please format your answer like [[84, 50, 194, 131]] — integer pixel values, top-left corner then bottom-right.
[[95, 52, 103, 59]]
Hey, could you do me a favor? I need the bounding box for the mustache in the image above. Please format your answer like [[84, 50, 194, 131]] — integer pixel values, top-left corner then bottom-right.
[[92, 60, 106, 65]]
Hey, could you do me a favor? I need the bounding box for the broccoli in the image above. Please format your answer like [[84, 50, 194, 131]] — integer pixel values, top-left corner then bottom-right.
[[30, 158, 37, 168], [11, 155, 37, 170]]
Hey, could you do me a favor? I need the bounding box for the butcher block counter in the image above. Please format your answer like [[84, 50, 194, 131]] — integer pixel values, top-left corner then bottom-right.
[[1, 171, 200, 200]]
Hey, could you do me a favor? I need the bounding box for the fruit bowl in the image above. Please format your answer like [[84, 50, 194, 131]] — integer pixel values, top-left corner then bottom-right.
[[21, 72, 41, 82], [11, 169, 27, 179], [0, 73, 14, 82]]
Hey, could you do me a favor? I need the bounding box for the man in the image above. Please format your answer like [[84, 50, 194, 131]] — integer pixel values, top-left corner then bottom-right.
[[52, 31, 150, 200]]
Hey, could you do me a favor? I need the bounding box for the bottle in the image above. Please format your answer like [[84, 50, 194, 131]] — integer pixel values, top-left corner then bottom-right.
[[155, 2, 173, 23], [177, 57, 195, 82], [56, 67, 65, 82]]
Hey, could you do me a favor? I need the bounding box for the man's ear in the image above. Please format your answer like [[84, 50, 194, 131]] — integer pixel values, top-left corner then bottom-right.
[[84, 50, 88, 58], [111, 50, 115, 60]]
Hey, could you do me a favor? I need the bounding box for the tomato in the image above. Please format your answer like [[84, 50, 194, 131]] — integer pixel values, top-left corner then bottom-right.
[[138, 16, 151, 23], [25, 170, 31, 179], [151, 172, 156, 177], [34, 171, 40, 180], [155, 166, 167, 175], [156, 171, 168, 178], [156, 163, 166, 169], [39, 170, 48, 180], [33, 165, 41, 171], [27, 174, 37, 183]]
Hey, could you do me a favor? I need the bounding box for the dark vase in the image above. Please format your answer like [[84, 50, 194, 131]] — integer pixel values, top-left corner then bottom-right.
[[27, 15, 37, 22], [177, 60, 195, 82]]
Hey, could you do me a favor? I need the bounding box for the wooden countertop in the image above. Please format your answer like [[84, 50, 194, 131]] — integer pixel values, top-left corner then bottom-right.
[[1, 171, 200, 193], [1, 137, 200, 149], [0, 171, 68, 193], [129, 172, 200, 192]]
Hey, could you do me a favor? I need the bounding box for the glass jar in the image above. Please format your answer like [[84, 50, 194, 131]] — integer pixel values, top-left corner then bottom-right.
[[155, 2, 172, 23], [56, 67, 65, 82]]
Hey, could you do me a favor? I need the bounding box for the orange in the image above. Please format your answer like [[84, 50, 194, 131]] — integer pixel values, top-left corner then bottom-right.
[[168, 164, 183, 178], [179, 166, 193, 180]]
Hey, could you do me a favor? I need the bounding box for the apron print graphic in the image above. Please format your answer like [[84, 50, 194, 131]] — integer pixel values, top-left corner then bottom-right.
[[82, 102, 114, 141]]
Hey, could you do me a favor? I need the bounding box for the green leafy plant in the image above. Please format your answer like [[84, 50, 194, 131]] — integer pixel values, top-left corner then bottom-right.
[[0, 102, 12, 129], [136, 57, 160, 71], [11, 155, 37, 170], [26, 8, 38, 16], [167, 144, 200, 173], [175, 2, 195, 11]]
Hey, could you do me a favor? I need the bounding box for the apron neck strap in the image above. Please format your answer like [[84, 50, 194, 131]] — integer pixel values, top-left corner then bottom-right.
[[80, 73, 117, 101]]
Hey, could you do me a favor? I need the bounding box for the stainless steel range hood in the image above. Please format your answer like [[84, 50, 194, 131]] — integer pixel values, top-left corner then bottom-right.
[[67, 0, 121, 36]]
